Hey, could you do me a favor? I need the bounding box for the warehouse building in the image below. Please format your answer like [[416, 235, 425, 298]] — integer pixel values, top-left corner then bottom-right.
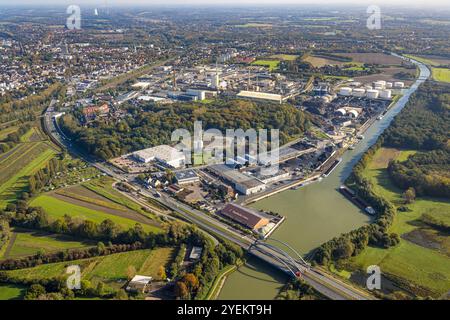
[[208, 164, 266, 195], [133, 145, 186, 168], [220, 203, 270, 230], [175, 170, 200, 185], [237, 91, 284, 104]]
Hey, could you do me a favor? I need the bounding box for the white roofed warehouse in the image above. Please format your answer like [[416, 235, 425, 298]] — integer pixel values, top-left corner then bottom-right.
[[133, 145, 186, 169]]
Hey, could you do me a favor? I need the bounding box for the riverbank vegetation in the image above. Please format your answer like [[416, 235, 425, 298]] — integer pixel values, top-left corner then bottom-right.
[[313, 81, 450, 299]]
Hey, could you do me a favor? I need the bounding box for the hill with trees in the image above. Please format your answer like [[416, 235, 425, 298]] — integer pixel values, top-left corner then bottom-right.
[[60, 99, 310, 160]]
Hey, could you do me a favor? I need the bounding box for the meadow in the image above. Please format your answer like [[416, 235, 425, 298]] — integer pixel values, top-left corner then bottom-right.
[[1, 228, 95, 259], [6, 248, 175, 288], [432, 68, 450, 83], [0, 141, 57, 208], [0, 284, 26, 300], [251, 60, 280, 71], [344, 147, 450, 297], [29, 194, 161, 233]]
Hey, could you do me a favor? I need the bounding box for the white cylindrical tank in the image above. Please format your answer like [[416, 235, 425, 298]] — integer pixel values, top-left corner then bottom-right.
[[339, 87, 353, 96], [380, 90, 392, 99], [366, 89, 379, 99], [348, 109, 359, 118], [352, 88, 366, 97], [321, 96, 330, 103], [394, 82, 405, 88], [336, 108, 347, 116], [386, 82, 393, 88]]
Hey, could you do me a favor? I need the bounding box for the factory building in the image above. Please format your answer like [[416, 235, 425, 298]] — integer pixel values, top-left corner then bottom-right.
[[220, 203, 270, 231], [175, 170, 200, 185], [237, 91, 283, 104], [208, 164, 266, 195], [133, 145, 186, 168]]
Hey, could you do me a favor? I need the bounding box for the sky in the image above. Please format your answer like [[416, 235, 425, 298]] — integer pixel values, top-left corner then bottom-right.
[[0, 0, 448, 7]]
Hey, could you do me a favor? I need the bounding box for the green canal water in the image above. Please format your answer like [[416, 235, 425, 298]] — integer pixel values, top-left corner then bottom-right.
[[218, 61, 430, 300]]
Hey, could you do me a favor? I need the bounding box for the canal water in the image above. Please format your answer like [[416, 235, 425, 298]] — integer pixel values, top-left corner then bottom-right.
[[218, 61, 430, 300]]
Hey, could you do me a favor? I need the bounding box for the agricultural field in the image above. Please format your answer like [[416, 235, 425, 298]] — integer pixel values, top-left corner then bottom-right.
[[84, 176, 167, 215], [432, 68, 450, 83], [344, 147, 450, 297], [340, 53, 404, 65], [1, 228, 95, 260], [29, 193, 161, 233], [6, 248, 175, 289], [0, 140, 58, 208], [251, 59, 280, 71], [304, 55, 347, 67]]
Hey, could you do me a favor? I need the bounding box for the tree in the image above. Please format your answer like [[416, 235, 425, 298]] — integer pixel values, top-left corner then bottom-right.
[[403, 187, 416, 204], [114, 289, 129, 300], [24, 284, 46, 300], [127, 265, 136, 281], [174, 281, 189, 300], [182, 273, 199, 291], [157, 266, 167, 281]]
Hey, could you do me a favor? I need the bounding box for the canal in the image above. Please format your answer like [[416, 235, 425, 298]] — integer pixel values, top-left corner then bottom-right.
[[218, 59, 430, 300]]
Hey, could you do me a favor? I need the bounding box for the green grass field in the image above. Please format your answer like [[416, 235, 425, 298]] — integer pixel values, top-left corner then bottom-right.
[[2, 228, 95, 259], [0, 142, 57, 208], [345, 147, 450, 296], [6, 248, 175, 288], [83, 177, 147, 214], [432, 68, 450, 83], [252, 60, 280, 71], [29, 194, 160, 233], [0, 284, 26, 300], [269, 54, 298, 61]]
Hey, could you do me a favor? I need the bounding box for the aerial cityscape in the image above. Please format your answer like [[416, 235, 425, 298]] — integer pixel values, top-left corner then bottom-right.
[[0, 0, 448, 306]]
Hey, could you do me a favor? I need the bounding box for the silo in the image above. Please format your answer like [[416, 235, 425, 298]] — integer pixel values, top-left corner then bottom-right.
[[366, 89, 379, 99]]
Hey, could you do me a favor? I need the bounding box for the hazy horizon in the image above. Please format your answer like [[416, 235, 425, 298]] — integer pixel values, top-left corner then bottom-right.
[[0, 0, 449, 8]]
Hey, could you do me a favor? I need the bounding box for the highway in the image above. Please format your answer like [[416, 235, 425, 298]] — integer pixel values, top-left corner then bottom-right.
[[42, 102, 376, 300]]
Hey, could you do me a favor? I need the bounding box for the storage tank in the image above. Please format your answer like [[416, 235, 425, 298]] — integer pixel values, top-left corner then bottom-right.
[[321, 96, 330, 104], [386, 82, 393, 88], [366, 89, 379, 99], [380, 90, 392, 100], [348, 109, 359, 118], [335, 108, 347, 116], [394, 82, 405, 88], [339, 87, 353, 96], [352, 88, 366, 97]]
